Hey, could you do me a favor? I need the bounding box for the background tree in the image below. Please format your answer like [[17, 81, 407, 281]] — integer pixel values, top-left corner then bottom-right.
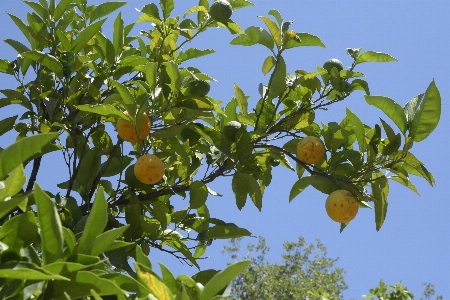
[[0, 0, 442, 298], [223, 236, 348, 299], [224, 237, 443, 300]]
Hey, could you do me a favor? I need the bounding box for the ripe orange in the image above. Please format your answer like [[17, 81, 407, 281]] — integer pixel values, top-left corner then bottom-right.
[[296, 136, 325, 164], [116, 111, 151, 143], [325, 190, 359, 223], [134, 154, 165, 185]]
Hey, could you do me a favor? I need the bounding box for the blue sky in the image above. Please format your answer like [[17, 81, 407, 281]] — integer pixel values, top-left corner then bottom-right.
[[1, 1, 449, 298]]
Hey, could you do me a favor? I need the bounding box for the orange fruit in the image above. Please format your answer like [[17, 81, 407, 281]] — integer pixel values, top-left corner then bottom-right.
[[134, 154, 165, 185], [325, 190, 359, 223], [116, 111, 151, 143], [296, 136, 325, 164]]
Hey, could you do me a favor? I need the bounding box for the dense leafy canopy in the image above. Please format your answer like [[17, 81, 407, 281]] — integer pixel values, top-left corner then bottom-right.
[[0, 0, 441, 298]]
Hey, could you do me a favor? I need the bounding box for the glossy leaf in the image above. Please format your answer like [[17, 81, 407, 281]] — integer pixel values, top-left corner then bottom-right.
[[346, 108, 366, 151], [262, 55, 276, 75], [71, 19, 106, 54], [190, 181, 208, 209], [404, 80, 441, 142], [21, 51, 63, 78], [259, 16, 281, 47], [0, 211, 37, 251], [284, 32, 326, 49], [0, 194, 28, 219], [34, 183, 63, 264], [90, 2, 127, 22], [267, 55, 286, 98], [206, 224, 251, 239], [356, 51, 398, 64], [199, 260, 252, 300], [234, 83, 248, 115], [136, 266, 174, 299], [372, 174, 389, 231], [232, 172, 262, 211], [75, 104, 127, 120], [177, 48, 215, 63], [0, 262, 69, 281], [89, 225, 131, 256], [365, 95, 407, 134], [78, 187, 108, 254], [289, 177, 311, 202], [0, 164, 26, 201]]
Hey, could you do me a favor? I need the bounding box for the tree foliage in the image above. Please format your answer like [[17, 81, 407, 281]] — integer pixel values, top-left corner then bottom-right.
[[0, 0, 442, 298], [223, 236, 348, 299]]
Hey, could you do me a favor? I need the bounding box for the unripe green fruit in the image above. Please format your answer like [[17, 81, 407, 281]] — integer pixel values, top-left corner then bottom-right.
[[209, 0, 233, 23], [223, 121, 242, 142], [190, 80, 211, 97], [323, 58, 344, 73]]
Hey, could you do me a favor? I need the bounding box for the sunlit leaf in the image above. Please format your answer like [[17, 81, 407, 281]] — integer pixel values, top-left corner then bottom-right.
[[0, 133, 58, 180], [356, 51, 398, 64], [199, 260, 252, 300], [404, 80, 441, 142], [365, 95, 407, 134], [90, 2, 127, 22], [372, 174, 389, 231], [34, 183, 63, 264], [71, 19, 106, 54]]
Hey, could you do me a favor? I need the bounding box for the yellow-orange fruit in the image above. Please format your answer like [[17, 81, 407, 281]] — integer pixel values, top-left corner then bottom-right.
[[134, 154, 165, 185], [325, 190, 359, 223], [296, 136, 325, 164], [116, 111, 151, 143]]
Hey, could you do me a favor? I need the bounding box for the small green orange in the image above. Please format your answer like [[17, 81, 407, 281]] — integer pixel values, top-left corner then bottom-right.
[[209, 0, 233, 23], [323, 58, 344, 73]]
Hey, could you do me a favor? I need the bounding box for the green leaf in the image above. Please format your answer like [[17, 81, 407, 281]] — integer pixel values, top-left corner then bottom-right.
[[206, 224, 251, 239], [259, 16, 281, 47], [268, 9, 282, 26], [309, 175, 336, 195], [89, 225, 131, 256], [234, 83, 248, 115], [71, 19, 107, 54], [0, 132, 58, 180], [262, 55, 276, 75], [0, 211, 37, 251], [78, 187, 108, 254], [0, 194, 28, 219], [193, 124, 232, 157], [113, 12, 124, 56], [268, 55, 286, 98], [0, 164, 26, 201], [159, 263, 178, 294], [372, 174, 389, 231], [136, 264, 175, 300], [289, 177, 311, 202], [163, 61, 181, 91], [364, 95, 407, 134], [160, 0, 175, 17], [177, 48, 215, 63], [380, 119, 402, 155], [284, 32, 326, 49], [90, 2, 127, 22], [21, 51, 63, 78], [53, 0, 72, 21], [190, 181, 208, 209], [0, 262, 69, 281], [356, 51, 398, 64], [110, 80, 136, 113], [75, 104, 127, 120], [230, 26, 274, 51], [34, 183, 63, 264], [346, 108, 366, 151], [232, 172, 262, 211], [176, 96, 214, 111], [0, 59, 14, 75], [0, 115, 17, 136], [404, 80, 441, 142], [199, 260, 252, 300]]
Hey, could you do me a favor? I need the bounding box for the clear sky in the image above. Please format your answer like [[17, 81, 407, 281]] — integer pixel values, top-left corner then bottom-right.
[[1, 1, 449, 298]]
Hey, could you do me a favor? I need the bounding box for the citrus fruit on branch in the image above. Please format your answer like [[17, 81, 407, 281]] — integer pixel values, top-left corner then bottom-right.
[[325, 190, 359, 223], [223, 121, 242, 142], [209, 0, 233, 23], [323, 58, 344, 73], [296, 136, 325, 164], [116, 111, 151, 143], [189, 80, 211, 97], [134, 154, 165, 185]]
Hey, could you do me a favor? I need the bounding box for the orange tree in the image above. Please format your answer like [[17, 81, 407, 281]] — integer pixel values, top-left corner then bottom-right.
[[0, 0, 441, 298]]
